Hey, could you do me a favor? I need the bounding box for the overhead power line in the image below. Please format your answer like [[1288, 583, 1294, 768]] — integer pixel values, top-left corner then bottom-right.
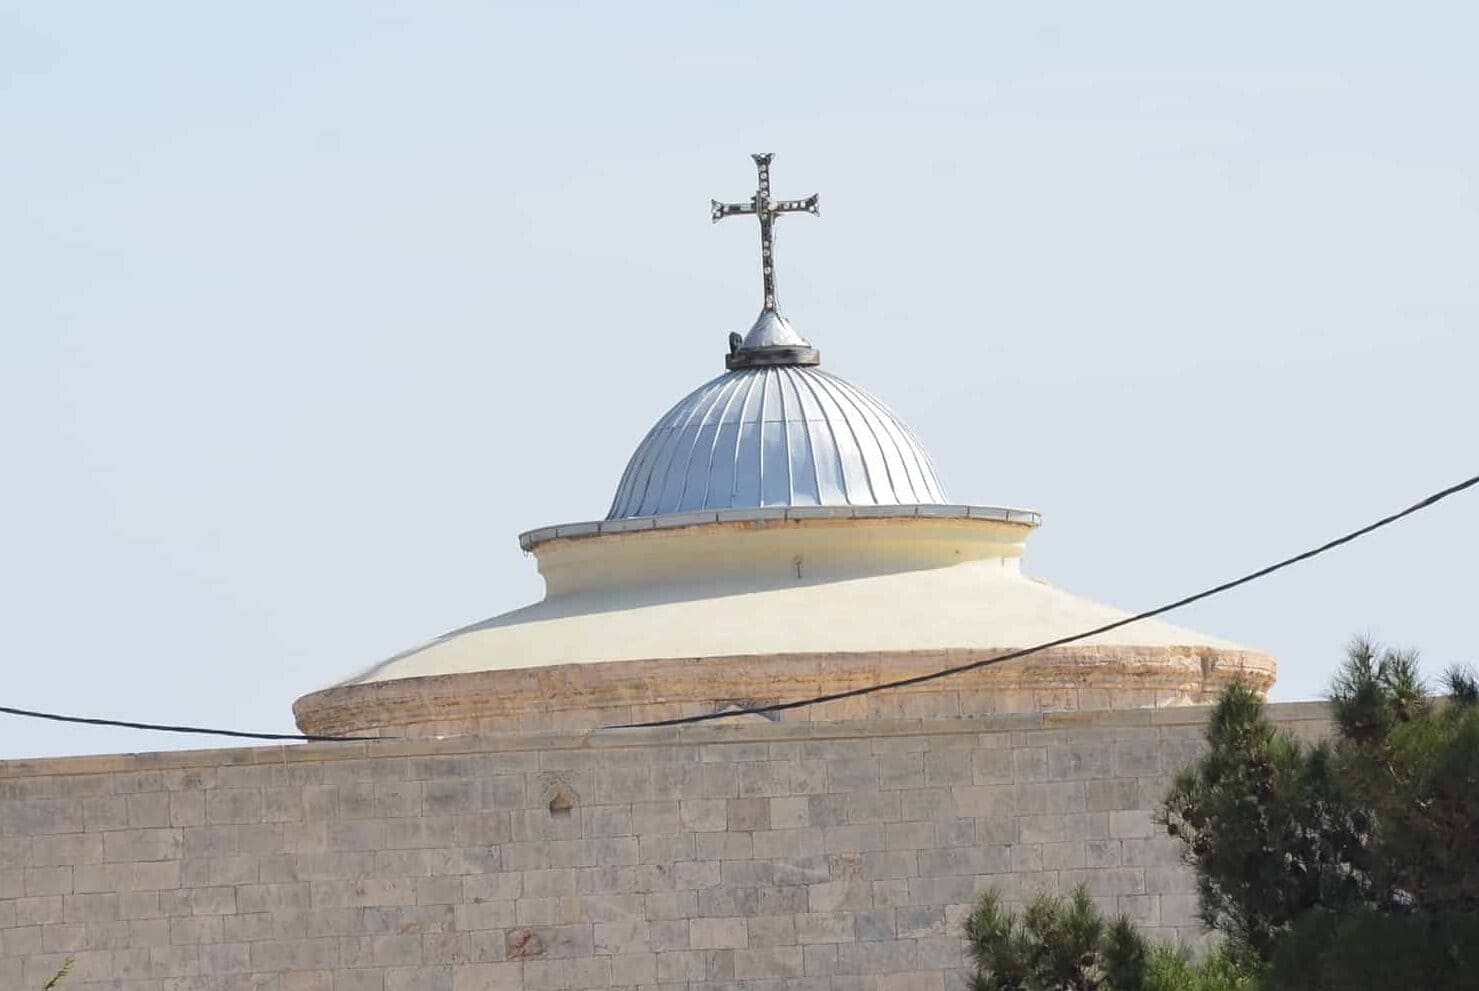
[[1, 472, 1475, 744], [0, 705, 379, 743], [614, 471, 1479, 729]]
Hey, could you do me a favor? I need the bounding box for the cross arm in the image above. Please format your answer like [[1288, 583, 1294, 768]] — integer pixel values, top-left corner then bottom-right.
[[711, 199, 757, 223], [772, 194, 820, 217]]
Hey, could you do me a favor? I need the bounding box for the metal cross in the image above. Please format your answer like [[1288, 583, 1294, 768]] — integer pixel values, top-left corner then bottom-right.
[[711, 153, 819, 314]]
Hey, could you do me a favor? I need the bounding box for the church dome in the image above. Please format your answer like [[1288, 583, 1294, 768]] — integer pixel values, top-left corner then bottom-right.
[[606, 364, 948, 519], [294, 153, 1277, 741]]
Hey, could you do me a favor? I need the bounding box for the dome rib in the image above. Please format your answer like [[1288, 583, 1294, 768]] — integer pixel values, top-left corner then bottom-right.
[[606, 366, 949, 520]]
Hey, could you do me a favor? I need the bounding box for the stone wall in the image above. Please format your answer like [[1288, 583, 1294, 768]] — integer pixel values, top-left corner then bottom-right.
[[0, 703, 1331, 991]]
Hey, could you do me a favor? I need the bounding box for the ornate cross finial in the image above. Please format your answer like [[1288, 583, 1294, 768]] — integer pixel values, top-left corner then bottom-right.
[[711, 153, 819, 316]]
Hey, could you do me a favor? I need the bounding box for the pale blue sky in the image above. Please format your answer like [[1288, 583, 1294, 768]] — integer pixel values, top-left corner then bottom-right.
[[2, 3, 1475, 758]]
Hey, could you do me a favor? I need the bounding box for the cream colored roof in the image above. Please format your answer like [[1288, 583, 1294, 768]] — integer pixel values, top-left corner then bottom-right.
[[341, 553, 1247, 688]]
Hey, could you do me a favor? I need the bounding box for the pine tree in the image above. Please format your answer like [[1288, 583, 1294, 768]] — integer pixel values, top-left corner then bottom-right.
[[963, 885, 1254, 991], [1162, 638, 1479, 988]]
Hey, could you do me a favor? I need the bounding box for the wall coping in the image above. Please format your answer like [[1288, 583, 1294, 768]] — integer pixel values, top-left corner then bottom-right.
[[0, 700, 1332, 780]]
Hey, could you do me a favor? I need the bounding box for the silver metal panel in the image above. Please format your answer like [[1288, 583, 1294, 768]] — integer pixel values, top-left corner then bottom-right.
[[605, 366, 950, 520]]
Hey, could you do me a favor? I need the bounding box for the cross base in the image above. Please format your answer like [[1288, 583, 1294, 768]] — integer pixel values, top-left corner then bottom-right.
[[726, 345, 821, 370]]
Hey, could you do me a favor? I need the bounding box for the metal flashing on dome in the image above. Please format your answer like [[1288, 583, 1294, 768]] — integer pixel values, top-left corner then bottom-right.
[[713, 153, 821, 369], [518, 503, 1042, 553]]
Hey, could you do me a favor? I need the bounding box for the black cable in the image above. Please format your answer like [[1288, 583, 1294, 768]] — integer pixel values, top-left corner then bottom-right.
[[3, 473, 1474, 743], [613, 472, 1479, 729], [0, 705, 381, 743]]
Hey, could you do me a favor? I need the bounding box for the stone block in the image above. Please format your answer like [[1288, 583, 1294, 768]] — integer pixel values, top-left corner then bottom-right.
[[694, 831, 751, 861], [638, 831, 693, 864], [169, 915, 223, 944], [689, 916, 747, 949], [206, 789, 263, 825], [808, 794, 848, 827], [698, 763, 738, 800], [1143, 866, 1196, 895], [804, 942, 841, 975], [827, 758, 879, 791], [188, 885, 237, 915], [450, 961, 522, 991], [879, 973, 946, 991], [753, 827, 825, 860], [1059, 868, 1145, 897], [854, 907, 895, 941], [1014, 781, 1085, 815], [809, 879, 873, 912], [456, 900, 516, 931], [917, 845, 1010, 877], [1084, 778, 1140, 812], [879, 753, 924, 790], [734, 945, 805, 978], [924, 818, 969, 849], [971, 750, 1014, 784], [23, 867, 73, 897], [610, 950, 657, 984], [770, 795, 809, 828], [1113, 741, 1163, 777], [1017, 814, 1105, 844], [1121, 837, 1182, 868], [823, 824, 885, 854], [1109, 810, 1158, 839], [630, 800, 680, 834], [32, 834, 103, 867], [896, 906, 946, 939], [126, 792, 171, 828], [747, 914, 796, 946], [1, 799, 81, 835], [384, 965, 452, 991], [862, 850, 918, 881], [847, 791, 902, 823], [1041, 842, 1087, 871], [80, 796, 128, 831], [672, 859, 721, 890], [726, 797, 770, 831], [796, 911, 854, 944], [697, 883, 759, 916], [737, 761, 791, 798], [837, 937, 920, 975], [644, 889, 697, 920], [906, 875, 979, 907], [1047, 745, 1113, 780], [1013, 748, 1049, 782], [656, 949, 706, 982], [951, 785, 1014, 818], [679, 799, 727, 832], [923, 752, 971, 786]]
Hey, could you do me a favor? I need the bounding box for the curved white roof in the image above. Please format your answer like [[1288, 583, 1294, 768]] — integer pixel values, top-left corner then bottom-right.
[[607, 365, 948, 519]]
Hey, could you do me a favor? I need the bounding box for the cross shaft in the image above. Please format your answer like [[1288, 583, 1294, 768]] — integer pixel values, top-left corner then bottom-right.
[[711, 153, 819, 315]]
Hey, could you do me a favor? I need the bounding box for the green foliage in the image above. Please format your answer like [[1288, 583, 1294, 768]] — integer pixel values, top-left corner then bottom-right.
[[1162, 637, 1479, 987], [965, 885, 1147, 991], [1143, 944, 1262, 991], [1267, 907, 1479, 990], [964, 886, 1262, 991], [1161, 681, 1366, 955]]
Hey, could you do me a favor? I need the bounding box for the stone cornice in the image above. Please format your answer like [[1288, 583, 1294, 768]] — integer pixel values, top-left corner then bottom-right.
[[293, 644, 1276, 739]]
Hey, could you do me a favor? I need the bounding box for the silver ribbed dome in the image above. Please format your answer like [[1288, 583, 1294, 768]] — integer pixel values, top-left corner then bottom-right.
[[607, 365, 948, 519]]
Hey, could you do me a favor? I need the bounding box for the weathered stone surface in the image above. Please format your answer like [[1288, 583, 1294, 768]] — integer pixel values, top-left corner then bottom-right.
[[0, 704, 1329, 989]]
